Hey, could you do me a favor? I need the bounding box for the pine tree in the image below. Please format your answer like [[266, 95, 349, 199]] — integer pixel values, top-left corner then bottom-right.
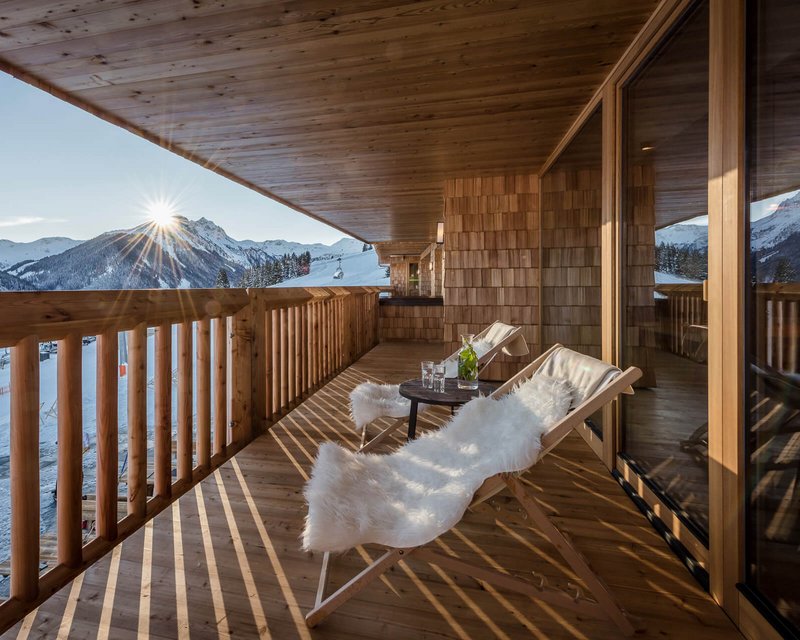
[[772, 257, 797, 283], [215, 268, 230, 288]]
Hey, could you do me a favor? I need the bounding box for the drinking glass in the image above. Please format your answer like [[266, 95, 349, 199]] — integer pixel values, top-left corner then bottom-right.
[[421, 360, 435, 389], [432, 362, 447, 393]]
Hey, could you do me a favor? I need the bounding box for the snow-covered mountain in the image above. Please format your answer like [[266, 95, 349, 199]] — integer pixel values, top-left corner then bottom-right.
[[0, 237, 82, 270], [1, 216, 370, 291], [656, 190, 800, 279], [655, 224, 708, 250], [274, 249, 389, 288]]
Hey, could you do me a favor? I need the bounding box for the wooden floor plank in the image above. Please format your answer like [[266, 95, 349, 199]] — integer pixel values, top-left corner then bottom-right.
[[1, 342, 741, 640]]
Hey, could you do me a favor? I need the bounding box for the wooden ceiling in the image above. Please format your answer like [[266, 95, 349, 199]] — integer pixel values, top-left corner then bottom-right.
[[0, 0, 659, 243]]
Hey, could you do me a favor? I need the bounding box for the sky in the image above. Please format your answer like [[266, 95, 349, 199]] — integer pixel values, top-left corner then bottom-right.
[[0, 72, 349, 245]]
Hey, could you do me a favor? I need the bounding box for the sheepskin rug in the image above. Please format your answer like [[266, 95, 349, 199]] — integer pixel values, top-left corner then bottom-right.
[[349, 383, 430, 431], [349, 338, 495, 429], [303, 374, 571, 553]]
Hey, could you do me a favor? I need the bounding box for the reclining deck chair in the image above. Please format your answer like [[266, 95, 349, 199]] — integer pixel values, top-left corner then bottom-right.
[[303, 344, 642, 635], [352, 320, 529, 452]]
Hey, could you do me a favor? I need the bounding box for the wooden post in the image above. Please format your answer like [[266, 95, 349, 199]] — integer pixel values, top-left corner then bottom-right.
[[264, 308, 273, 421], [280, 307, 289, 411], [154, 323, 172, 499], [294, 304, 302, 399], [301, 304, 308, 395], [250, 292, 267, 431], [177, 321, 193, 481], [196, 318, 211, 469], [11, 335, 39, 601], [213, 317, 227, 455], [271, 308, 280, 417], [127, 324, 148, 520], [230, 305, 252, 445], [287, 306, 296, 404], [96, 330, 118, 541], [58, 333, 83, 567]]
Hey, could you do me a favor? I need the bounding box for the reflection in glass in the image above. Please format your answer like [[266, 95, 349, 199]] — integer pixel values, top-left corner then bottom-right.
[[620, 2, 710, 537], [745, 0, 800, 630]]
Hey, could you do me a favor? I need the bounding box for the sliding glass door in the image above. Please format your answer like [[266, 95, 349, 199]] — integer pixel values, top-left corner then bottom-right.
[[619, 1, 711, 541], [744, 0, 800, 631]]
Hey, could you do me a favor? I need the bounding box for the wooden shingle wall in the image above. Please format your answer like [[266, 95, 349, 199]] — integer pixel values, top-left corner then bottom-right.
[[540, 168, 602, 359], [624, 163, 658, 387], [443, 174, 539, 381], [379, 304, 444, 342]]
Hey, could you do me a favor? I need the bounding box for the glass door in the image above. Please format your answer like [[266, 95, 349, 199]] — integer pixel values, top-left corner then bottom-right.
[[744, 0, 800, 631], [619, 1, 711, 542]]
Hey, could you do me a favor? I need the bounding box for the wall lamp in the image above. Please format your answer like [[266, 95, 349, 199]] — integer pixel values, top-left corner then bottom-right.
[[436, 221, 444, 244]]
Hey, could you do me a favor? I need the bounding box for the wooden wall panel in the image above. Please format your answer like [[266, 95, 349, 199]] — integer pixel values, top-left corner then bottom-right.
[[443, 174, 539, 381], [379, 304, 444, 343], [540, 168, 602, 358]]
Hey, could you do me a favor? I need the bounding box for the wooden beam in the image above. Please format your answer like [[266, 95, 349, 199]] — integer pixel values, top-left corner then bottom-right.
[[96, 331, 118, 541], [707, 0, 745, 619], [127, 323, 148, 520]]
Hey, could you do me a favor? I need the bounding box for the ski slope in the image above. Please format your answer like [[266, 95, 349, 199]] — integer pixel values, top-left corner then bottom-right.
[[272, 249, 389, 288]]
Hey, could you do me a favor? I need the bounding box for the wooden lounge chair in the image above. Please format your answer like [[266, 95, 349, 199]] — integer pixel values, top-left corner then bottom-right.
[[353, 320, 528, 453], [305, 344, 642, 635]]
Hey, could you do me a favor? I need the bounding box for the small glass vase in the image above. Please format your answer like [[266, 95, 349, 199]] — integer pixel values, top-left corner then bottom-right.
[[457, 334, 479, 390]]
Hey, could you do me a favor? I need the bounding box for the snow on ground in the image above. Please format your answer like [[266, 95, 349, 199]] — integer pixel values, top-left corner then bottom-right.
[[655, 271, 702, 284], [0, 329, 211, 596], [272, 248, 389, 288]]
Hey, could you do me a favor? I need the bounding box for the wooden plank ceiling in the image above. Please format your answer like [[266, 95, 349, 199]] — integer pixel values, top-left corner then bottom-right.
[[0, 0, 658, 243]]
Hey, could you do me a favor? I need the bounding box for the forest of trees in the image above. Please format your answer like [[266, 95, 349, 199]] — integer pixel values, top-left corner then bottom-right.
[[215, 251, 312, 288], [655, 243, 708, 281]]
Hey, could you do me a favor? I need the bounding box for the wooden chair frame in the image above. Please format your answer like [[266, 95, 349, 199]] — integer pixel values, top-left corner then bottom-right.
[[359, 321, 527, 453], [309, 344, 642, 635]]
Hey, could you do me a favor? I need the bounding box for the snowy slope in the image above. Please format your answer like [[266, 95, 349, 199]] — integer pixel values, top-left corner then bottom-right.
[[0, 237, 81, 269], [655, 224, 708, 249], [273, 248, 388, 287]]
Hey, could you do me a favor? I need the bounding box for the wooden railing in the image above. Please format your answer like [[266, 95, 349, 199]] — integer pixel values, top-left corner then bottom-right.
[[654, 283, 707, 360], [655, 283, 800, 373], [0, 286, 381, 629], [752, 283, 800, 374]]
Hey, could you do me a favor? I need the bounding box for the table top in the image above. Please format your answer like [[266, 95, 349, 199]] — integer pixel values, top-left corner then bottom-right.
[[398, 378, 497, 406]]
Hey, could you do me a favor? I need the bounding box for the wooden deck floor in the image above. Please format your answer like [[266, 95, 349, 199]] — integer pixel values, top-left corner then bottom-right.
[[3, 342, 740, 640]]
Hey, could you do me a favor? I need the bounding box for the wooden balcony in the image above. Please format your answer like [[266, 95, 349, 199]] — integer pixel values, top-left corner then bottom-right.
[[2, 339, 740, 639]]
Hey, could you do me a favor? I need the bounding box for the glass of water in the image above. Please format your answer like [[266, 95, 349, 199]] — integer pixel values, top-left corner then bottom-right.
[[432, 362, 447, 393], [421, 360, 435, 388]]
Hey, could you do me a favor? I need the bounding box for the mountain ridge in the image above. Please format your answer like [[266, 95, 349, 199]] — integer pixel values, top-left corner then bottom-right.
[[0, 216, 366, 291]]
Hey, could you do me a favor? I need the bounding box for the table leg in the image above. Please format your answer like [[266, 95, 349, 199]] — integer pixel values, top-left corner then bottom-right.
[[407, 401, 419, 440]]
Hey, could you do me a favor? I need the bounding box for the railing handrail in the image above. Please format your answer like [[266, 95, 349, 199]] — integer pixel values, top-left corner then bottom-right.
[[0, 286, 383, 346]]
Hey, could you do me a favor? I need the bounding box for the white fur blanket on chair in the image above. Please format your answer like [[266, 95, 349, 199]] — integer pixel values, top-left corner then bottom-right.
[[303, 375, 571, 553], [349, 382, 430, 431]]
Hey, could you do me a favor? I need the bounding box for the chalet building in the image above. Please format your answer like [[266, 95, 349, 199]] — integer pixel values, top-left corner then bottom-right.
[[0, 1, 797, 638]]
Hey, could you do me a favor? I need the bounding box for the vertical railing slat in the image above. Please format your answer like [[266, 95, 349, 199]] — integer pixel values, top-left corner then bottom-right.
[[154, 323, 172, 499], [197, 318, 211, 469], [11, 335, 39, 601], [264, 309, 273, 421], [96, 330, 118, 541], [280, 307, 289, 412], [58, 333, 83, 567], [213, 317, 227, 456], [127, 324, 147, 519], [177, 321, 193, 481]]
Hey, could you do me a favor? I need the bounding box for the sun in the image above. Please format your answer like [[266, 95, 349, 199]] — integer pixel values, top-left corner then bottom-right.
[[145, 199, 177, 228]]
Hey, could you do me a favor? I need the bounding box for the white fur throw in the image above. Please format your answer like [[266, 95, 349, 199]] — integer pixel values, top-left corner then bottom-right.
[[303, 374, 571, 553], [349, 382, 430, 431]]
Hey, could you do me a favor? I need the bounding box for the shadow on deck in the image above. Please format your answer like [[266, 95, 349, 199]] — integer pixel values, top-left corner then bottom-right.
[[3, 342, 739, 640]]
